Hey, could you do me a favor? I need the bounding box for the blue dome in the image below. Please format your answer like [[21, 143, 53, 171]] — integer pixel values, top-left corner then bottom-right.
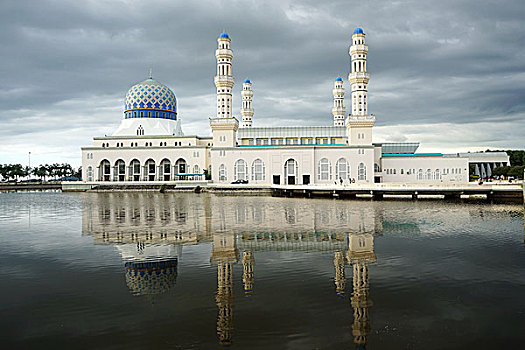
[[124, 77, 178, 120], [335, 76, 343, 81], [219, 32, 229, 39], [353, 27, 364, 35], [244, 79, 251, 83]]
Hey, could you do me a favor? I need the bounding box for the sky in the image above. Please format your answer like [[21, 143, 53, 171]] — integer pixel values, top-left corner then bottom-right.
[[0, 0, 524, 167]]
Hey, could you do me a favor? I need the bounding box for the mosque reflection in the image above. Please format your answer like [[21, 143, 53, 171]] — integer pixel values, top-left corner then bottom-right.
[[82, 193, 382, 348]]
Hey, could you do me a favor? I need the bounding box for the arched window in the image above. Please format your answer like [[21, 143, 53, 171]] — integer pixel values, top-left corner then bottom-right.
[[335, 158, 349, 181], [234, 159, 248, 181], [418, 169, 423, 180], [318, 158, 331, 181], [426, 169, 432, 180], [130, 159, 141, 181], [193, 165, 200, 174], [219, 164, 227, 182], [284, 159, 298, 185], [374, 163, 380, 172], [251, 159, 265, 181], [358, 163, 366, 181], [137, 125, 144, 136], [87, 166, 93, 182], [434, 169, 440, 180]]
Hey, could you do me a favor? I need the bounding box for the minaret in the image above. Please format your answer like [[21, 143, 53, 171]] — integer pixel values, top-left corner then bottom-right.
[[242, 250, 254, 295], [240, 79, 254, 128], [332, 77, 345, 126], [210, 32, 239, 148], [215, 32, 234, 119], [346, 28, 375, 146]]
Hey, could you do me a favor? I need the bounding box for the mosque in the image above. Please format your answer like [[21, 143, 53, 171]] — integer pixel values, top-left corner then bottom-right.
[[81, 28, 509, 185]]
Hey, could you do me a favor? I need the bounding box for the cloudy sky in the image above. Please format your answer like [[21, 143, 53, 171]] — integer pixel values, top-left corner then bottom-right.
[[1, 0, 524, 167]]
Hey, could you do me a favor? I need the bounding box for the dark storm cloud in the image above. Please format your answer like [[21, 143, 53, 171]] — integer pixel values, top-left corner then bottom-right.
[[0, 0, 524, 164]]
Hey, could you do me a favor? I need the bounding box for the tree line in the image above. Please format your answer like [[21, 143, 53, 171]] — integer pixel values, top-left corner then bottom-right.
[[0, 163, 82, 181]]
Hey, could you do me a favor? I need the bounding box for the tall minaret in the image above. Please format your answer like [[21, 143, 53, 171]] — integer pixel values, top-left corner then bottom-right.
[[240, 79, 254, 127], [210, 32, 239, 148], [346, 27, 375, 147], [349, 28, 369, 117], [215, 32, 234, 118], [332, 77, 345, 126]]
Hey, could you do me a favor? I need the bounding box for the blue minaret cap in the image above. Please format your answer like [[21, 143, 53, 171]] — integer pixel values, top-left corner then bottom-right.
[[353, 27, 364, 34], [244, 79, 251, 83], [335, 76, 343, 81], [219, 32, 229, 38]]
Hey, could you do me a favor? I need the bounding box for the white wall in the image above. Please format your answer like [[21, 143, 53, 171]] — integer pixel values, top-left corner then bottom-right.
[[381, 156, 469, 183], [210, 145, 375, 185]]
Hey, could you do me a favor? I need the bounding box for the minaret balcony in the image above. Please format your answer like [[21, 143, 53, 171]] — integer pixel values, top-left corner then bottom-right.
[[332, 107, 346, 114], [214, 76, 234, 86], [241, 108, 254, 115], [350, 45, 368, 55], [215, 49, 233, 58], [349, 72, 370, 79]]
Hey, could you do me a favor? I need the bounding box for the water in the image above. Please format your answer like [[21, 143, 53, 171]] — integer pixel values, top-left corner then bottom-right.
[[0, 192, 524, 349]]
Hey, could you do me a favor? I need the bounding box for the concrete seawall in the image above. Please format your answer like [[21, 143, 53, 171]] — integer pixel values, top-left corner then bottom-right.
[[56, 181, 525, 203]]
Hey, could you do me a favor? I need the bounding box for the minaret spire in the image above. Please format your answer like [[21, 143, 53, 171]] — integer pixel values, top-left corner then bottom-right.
[[240, 79, 254, 127], [149, 68, 152, 79], [332, 77, 345, 126]]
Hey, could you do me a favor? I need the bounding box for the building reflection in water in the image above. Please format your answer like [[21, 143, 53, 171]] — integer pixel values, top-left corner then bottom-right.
[[82, 193, 380, 347]]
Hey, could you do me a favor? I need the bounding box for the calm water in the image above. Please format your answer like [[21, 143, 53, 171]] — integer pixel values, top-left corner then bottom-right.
[[1, 192, 524, 349]]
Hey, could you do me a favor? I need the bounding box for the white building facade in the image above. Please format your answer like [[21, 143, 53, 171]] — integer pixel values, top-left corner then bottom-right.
[[82, 29, 508, 185]]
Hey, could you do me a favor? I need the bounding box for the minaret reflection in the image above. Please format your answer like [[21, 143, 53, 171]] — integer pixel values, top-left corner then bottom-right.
[[211, 233, 239, 346], [347, 233, 376, 349], [333, 251, 346, 298], [242, 250, 254, 295]]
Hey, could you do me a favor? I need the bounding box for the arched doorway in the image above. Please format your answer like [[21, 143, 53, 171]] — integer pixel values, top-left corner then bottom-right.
[[160, 159, 171, 181], [144, 159, 156, 181], [284, 159, 298, 185], [130, 159, 141, 181], [115, 159, 126, 181], [99, 160, 110, 181], [175, 158, 186, 180]]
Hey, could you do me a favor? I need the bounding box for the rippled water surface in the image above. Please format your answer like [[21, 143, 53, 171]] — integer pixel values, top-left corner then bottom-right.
[[1, 192, 524, 349]]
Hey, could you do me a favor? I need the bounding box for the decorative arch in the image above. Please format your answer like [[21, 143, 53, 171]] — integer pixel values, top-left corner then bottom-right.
[[318, 158, 331, 181], [284, 158, 298, 185], [129, 159, 141, 181], [114, 159, 126, 181], [99, 159, 111, 181], [358, 162, 366, 181], [160, 158, 171, 181], [234, 159, 248, 181], [251, 159, 265, 181], [219, 164, 227, 182], [335, 158, 350, 181], [175, 158, 187, 175], [144, 158, 156, 181]]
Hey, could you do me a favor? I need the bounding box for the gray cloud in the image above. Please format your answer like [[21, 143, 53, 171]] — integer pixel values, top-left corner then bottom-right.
[[0, 0, 524, 166]]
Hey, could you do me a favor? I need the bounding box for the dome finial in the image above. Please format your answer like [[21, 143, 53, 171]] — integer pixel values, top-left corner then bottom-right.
[[149, 68, 152, 79]]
